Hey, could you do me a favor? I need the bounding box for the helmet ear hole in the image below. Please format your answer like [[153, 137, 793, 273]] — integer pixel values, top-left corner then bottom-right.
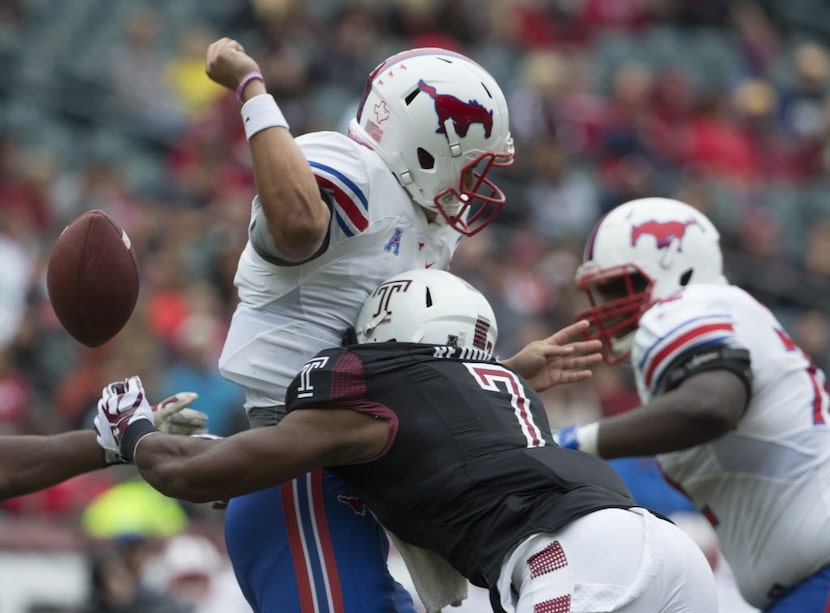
[[425, 288, 433, 307], [417, 148, 435, 170], [680, 269, 693, 286]]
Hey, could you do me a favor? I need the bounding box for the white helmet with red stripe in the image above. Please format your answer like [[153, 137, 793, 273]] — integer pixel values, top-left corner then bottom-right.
[[575, 197, 726, 363], [348, 48, 514, 236], [355, 268, 497, 353]]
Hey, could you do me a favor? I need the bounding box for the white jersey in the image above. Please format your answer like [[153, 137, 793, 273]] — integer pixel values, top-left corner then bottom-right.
[[631, 284, 830, 608], [219, 131, 460, 415]]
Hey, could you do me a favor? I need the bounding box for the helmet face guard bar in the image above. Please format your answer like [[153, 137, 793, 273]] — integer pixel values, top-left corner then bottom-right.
[[433, 151, 513, 236], [575, 263, 654, 364]]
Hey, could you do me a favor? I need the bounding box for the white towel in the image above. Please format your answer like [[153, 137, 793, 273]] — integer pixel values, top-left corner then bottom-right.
[[387, 530, 468, 613]]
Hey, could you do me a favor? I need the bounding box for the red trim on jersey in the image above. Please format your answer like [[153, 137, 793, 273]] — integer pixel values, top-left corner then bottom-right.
[[281, 481, 317, 612], [314, 174, 369, 232], [330, 349, 368, 401], [471, 365, 543, 447], [509, 375, 541, 447], [701, 505, 719, 528], [310, 470, 345, 613], [644, 322, 734, 389], [808, 364, 827, 425], [775, 328, 798, 351]]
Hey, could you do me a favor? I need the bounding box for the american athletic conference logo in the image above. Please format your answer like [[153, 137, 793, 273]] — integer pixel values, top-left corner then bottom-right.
[[630, 219, 699, 251]]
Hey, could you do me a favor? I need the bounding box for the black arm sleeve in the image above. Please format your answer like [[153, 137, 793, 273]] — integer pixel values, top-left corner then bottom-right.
[[656, 344, 753, 396]]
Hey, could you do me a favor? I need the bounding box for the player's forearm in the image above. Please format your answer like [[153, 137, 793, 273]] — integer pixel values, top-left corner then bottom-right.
[[597, 394, 734, 458], [132, 433, 230, 503], [249, 128, 330, 261], [133, 423, 343, 503], [0, 431, 104, 500], [134, 432, 294, 503], [596, 371, 747, 458]]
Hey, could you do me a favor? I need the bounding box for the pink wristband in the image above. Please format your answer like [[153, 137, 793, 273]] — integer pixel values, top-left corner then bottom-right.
[[236, 71, 264, 103]]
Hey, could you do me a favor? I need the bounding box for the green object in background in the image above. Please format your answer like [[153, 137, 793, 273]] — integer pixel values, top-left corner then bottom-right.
[[81, 479, 188, 539]]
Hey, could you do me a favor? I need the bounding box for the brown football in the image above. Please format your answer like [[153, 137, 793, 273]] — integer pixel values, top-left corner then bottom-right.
[[47, 209, 140, 347]]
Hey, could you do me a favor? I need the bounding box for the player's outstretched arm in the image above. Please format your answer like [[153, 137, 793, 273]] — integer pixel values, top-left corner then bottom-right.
[[0, 430, 105, 501], [501, 320, 603, 392], [95, 376, 388, 502], [555, 369, 748, 458], [206, 37, 330, 262], [0, 391, 204, 501]]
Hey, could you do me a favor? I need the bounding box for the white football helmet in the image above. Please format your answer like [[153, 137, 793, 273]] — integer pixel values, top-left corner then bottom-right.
[[575, 197, 727, 363], [355, 268, 497, 353], [348, 48, 514, 236]]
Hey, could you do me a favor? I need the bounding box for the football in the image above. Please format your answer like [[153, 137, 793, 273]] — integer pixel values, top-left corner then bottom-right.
[[47, 209, 140, 347]]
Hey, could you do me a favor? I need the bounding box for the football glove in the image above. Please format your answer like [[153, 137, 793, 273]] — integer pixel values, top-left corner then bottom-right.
[[95, 375, 155, 453], [153, 392, 208, 435], [100, 390, 205, 464]]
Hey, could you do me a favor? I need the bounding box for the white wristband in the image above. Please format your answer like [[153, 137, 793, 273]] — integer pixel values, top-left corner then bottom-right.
[[241, 94, 289, 141], [577, 422, 600, 457]]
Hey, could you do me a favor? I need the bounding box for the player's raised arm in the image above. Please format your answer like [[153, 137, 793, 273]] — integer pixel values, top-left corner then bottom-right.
[[205, 37, 330, 262]]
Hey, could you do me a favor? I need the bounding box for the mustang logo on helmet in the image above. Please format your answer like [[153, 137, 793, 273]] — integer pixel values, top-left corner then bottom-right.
[[631, 219, 699, 250], [418, 79, 493, 138]]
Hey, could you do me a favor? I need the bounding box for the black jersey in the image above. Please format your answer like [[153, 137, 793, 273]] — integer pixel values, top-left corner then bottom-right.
[[285, 343, 636, 588]]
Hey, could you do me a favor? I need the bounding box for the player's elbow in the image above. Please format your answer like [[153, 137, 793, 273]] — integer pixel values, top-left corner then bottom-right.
[[269, 226, 326, 262], [0, 474, 24, 502], [691, 401, 739, 437], [677, 371, 748, 435], [257, 186, 330, 263], [267, 215, 328, 262], [140, 465, 217, 504]]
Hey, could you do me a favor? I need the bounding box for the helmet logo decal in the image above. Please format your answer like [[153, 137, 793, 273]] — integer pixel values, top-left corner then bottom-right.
[[418, 79, 493, 138], [369, 279, 413, 320], [631, 219, 699, 250], [374, 101, 390, 124]]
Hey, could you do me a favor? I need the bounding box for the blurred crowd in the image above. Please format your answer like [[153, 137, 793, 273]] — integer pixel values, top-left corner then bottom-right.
[[0, 0, 829, 610]]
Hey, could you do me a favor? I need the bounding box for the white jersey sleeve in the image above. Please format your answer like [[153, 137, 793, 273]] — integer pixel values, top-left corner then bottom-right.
[[631, 284, 830, 608], [247, 131, 375, 261]]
